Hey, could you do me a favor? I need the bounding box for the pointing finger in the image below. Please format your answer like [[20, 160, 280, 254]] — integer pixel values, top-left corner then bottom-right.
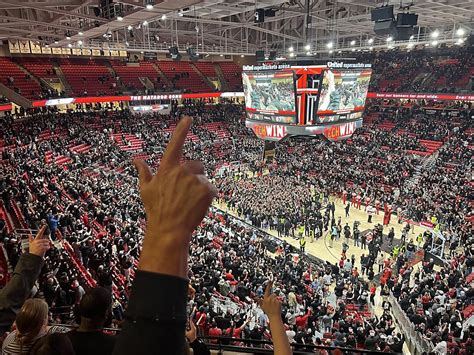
[[264, 281, 273, 298], [34, 225, 47, 241], [161, 116, 192, 170], [134, 159, 153, 187]]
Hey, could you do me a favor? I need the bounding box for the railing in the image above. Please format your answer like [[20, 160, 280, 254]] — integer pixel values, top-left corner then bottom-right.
[[389, 292, 433, 355], [51, 325, 401, 354]]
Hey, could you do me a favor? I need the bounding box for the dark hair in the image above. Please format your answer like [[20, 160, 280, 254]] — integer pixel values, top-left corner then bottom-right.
[[79, 287, 112, 320], [30, 333, 75, 355]]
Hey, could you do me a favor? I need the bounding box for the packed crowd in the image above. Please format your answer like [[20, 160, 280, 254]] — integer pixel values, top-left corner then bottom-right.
[[0, 99, 473, 354], [367, 47, 473, 93]]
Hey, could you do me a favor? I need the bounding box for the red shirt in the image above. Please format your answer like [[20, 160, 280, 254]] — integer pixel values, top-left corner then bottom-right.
[[209, 327, 223, 343]]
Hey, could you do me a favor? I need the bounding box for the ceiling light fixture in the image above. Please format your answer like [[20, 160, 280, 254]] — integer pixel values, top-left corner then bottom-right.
[[288, 46, 294, 52], [350, 40, 356, 46], [127, 25, 133, 30], [431, 30, 439, 38], [326, 42, 333, 49], [368, 38, 374, 44], [143, 20, 148, 26], [386, 36, 393, 42], [78, 31, 83, 36], [161, 14, 167, 20], [456, 28, 465, 37], [304, 44, 310, 50], [78, 40, 83, 45], [117, 16, 123, 21], [146, 4, 153, 10]]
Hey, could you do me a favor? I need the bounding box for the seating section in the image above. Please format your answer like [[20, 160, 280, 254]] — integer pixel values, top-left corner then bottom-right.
[[156, 61, 210, 92], [111, 133, 145, 151], [194, 62, 218, 78], [0, 57, 41, 99], [14, 57, 58, 80], [218, 62, 242, 91], [58, 58, 117, 96], [110, 60, 161, 91]]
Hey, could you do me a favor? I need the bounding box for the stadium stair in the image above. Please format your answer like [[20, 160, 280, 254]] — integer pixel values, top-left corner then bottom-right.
[[190, 63, 216, 91], [53, 64, 73, 95], [150, 62, 173, 88], [214, 63, 229, 91], [217, 62, 242, 91], [111, 133, 145, 151]]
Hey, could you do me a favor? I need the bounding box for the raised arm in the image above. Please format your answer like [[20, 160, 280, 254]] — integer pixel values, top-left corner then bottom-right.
[[261, 282, 293, 355], [0, 226, 50, 334], [113, 116, 216, 355]]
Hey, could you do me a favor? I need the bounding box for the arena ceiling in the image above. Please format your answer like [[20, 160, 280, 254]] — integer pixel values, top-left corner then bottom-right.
[[0, 0, 472, 55]]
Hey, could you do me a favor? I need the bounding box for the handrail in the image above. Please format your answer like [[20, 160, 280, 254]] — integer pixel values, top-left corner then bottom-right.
[[51, 325, 401, 354], [389, 292, 433, 355]]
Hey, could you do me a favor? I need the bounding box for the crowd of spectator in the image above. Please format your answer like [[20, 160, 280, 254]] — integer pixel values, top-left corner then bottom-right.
[[0, 98, 473, 354]]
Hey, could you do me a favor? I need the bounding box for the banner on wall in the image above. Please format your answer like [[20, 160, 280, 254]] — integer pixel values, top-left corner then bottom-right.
[[41, 46, 52, 54], [367, 92, 474, 101], [19, 40, 30, 53], [72, 48, 82, 56], [52, 47, 62, 55], [8, 40, 20, 53], [92, 49, 101, 56], [110, 50, 119, 57], [82, 48, 92, 56], [29, 41, 42, 54], [119, 50, 127, 57], [61, 48, 71, 55], [31, 92, 245, 108]]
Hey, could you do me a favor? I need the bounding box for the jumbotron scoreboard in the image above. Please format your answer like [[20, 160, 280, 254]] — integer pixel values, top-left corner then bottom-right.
[[242, 61, 372, 141]]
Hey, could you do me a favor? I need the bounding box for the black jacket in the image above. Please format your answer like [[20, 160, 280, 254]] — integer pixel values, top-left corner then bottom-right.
[[0, 253, 44, 335], [113, 271, 188, 355]]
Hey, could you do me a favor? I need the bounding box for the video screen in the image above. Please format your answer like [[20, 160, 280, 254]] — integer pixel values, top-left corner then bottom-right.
[[242, 70, 297, 124], [317, 69, 372, 115]]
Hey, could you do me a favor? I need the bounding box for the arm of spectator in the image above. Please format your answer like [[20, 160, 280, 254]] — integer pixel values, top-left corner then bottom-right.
[[261, 282, 293, 355], [113, 116, 216, 355], [0, 226, 49, 334]]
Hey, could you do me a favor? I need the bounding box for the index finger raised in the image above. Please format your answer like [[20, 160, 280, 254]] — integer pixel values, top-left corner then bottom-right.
[[34, 225, 47, 240], [160, 116, 192, 169], [264, 281, 273, 298]]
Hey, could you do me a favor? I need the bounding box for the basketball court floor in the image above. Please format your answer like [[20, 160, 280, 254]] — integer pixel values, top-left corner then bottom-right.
[[217, 196, 426, 278]]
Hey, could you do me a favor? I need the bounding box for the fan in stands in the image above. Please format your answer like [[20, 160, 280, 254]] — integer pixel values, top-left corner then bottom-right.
[[0, 44, 473, 355]]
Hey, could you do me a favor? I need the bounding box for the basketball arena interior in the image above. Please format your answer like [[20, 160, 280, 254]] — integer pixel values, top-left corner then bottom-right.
[[0, 1, 472, 354]]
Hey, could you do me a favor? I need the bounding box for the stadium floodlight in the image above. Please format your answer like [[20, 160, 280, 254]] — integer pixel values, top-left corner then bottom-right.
[[127, 25, 133, 30], [117, 16, 123, 21], [146, 4, 153, 10], [431, 30, 439, 38], [54, 40, 59, 44], [304, 44, 311, 50], [305, 51, 311, 55], [407, 42, 414, 49], [78, 40, 83, 45], [161, 14, 167, 20], [68, 43, 72, 47], [326, 42, 333, 49], [351, 48, 355, 51], [178, 10, 184, 17], [386, 36, 393, 42], [350, 40, 356, 46], [329, 49, 333, 54], [369, 46, 373, 51], [409, 35, 414, 40], [368, 38, 374, 44], [456, 38, 465, 45], [289, 52, 295, 57], [241, 54, 244, 57], [288, 46, 294, 52], [220, 54, 224, 57], [143, 20, 148, 26], [456, 28, 465, 36], [78, 31, 84, 36], [431, 40, 438, 46]]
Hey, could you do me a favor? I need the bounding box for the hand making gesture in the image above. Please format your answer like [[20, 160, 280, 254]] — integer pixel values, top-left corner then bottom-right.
[[134, 116, 217, 278], [29, 225, 51, 257]]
